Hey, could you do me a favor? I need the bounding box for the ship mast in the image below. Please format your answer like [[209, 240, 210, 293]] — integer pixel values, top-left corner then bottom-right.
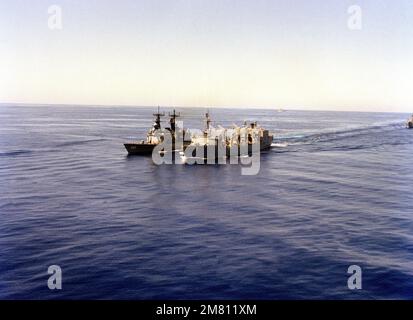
[[205, 110, 211, 131], [153, 106, 164, 130], [168, 109, 180, 132]]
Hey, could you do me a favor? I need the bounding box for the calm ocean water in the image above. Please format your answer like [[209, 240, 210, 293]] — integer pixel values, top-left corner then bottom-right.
[[0, 104, 412, 299]]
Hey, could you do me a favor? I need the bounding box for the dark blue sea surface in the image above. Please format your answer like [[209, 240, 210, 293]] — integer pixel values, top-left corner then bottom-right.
[[0, 104, 412, 299]]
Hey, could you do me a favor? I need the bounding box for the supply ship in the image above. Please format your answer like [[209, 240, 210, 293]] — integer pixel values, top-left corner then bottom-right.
[[186, 112, 273, 162]]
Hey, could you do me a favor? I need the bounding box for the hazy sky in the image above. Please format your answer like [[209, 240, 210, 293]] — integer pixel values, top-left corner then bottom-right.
[[1, 0, 413, 111]]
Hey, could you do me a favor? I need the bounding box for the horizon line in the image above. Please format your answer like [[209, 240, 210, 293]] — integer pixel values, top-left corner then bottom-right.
[[0, 101, 410, 114]]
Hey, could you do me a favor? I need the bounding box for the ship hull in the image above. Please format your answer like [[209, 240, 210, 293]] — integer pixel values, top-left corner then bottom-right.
[[226, 142, 272, 157], [408, 121, 413, 129], [184, 137, 273, 163], [124, 143, 156, 155], [226, 135, 273, 157], [124, 141, 192, 156]]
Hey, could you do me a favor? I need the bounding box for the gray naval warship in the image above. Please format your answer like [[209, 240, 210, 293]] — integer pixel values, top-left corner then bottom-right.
[[407, 115, 413, 129], [124, 109, 191, 155]]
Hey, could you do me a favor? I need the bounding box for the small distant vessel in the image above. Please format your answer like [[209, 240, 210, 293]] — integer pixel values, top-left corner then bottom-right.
[[407, 115, 413, 129], [124, 108, 190, 155]]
